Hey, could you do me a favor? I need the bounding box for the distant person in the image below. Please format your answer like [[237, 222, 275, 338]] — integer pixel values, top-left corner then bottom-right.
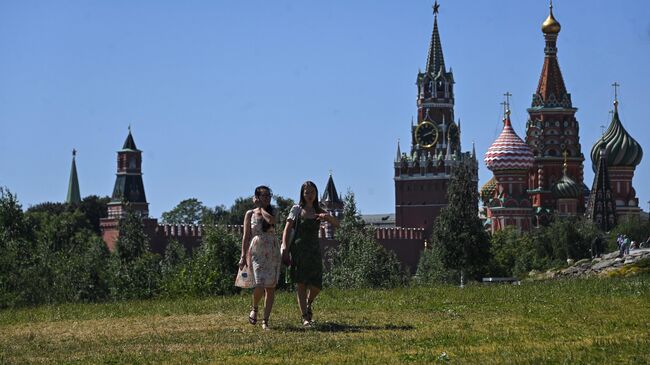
[[617, 234, 625, 257], [623, 235, 631, 256], [238, 186, 281, 330], [281, 181, 339, 327], [591, 235, 604, 258]]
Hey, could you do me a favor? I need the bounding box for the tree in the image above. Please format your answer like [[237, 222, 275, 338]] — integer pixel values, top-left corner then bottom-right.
[[428, 163, 490, 284], [79, 195, 110, 234], [325, 191, 407, 288], [110, 208, 161, 300], [225, 197, 253, 225], [161, 198, 206, 225]]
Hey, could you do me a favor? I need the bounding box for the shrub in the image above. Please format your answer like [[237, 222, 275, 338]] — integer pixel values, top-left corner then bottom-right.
[[109, 209, 162, 300], [325, 191, 407, 289], [415, 244, 458, 284]]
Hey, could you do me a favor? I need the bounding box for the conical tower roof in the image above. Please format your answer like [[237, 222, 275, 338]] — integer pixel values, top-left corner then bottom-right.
[[66, 149, 81, 204], [321, 173, 343, 206], [425, 1, 446, 76], [121, 127, 140, 151], [586, 147, 617, 231], [531, 1, 571, 109]]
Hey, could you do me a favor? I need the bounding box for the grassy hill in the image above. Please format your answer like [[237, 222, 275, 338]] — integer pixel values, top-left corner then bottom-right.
[[1, 275, 648, 364]]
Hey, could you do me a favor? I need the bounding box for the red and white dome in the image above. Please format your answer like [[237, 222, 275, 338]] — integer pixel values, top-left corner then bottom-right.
[[484, 116, 534, 171]]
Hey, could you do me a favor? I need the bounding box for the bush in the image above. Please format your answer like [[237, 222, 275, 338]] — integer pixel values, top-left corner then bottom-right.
[[415, 244, 458, 284], [487, 218, 606, 279], [325, 191, 407, 289], [161, 225, 240, 297], [109, 209, 162, 300]]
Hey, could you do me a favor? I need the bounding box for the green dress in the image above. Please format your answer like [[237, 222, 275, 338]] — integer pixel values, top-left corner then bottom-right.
[[289, 217, 323, 289]]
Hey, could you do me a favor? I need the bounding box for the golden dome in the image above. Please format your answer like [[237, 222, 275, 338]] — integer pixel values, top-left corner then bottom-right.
[[542, 5, 561, 34]]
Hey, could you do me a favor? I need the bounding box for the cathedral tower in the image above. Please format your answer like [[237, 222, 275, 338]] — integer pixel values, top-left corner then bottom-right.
[[525, 2, 585, 216], [484, 100, 535, 232], [589, 91, 643, 219]]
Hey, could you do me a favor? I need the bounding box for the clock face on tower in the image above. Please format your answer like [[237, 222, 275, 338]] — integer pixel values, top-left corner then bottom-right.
[[415, 121, 439, 148]]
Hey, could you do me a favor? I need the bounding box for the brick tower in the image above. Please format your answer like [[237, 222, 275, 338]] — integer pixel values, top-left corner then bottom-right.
[[525, 2, 585, 218], [100, 128, 152, 251], [394, 2, 477, 236]]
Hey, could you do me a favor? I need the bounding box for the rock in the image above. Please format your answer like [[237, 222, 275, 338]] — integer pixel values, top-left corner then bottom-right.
[[593, 259, 616, 271]]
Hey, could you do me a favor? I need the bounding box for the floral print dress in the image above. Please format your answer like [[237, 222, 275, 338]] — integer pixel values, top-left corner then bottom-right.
[[248, 214, 281, 288]]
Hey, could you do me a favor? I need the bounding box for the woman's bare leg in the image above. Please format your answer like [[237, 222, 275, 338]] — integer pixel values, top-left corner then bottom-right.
[[263, 287, 275, 321], [296, 283, 308, 321]]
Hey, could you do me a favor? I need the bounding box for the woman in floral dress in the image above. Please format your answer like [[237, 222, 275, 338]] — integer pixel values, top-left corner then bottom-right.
[[238, 186, 280, 330], [281, 181, 339, 326]]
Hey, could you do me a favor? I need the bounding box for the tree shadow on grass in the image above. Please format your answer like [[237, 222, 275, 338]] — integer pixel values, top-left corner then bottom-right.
[[276, 321, 414, 333]]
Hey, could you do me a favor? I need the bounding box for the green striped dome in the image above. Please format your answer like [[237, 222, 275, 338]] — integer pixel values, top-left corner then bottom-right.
[[552, 172, 581, 199], [590, 105, 643, 172]]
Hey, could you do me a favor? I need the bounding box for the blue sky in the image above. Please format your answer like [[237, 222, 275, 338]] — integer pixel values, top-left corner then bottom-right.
[[1, 0, 649, 217]]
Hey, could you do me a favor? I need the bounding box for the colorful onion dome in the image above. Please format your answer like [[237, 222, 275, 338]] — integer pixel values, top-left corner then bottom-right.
[[590, 101, 643, 172], [552, 164, 581, 199], [480, 177, 497, 201], [542, 2, 561, 34], [485, 113, 534, 171]]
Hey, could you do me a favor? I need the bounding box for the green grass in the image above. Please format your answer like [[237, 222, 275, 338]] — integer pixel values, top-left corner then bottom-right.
[[1, 276, 649, 364]]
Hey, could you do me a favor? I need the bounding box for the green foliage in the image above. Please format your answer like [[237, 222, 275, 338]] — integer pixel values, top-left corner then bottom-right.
[[1, 188, 112, 307], [165, 226, 240, 297], [225, 197, 254, 225], [27, 195, 109, 235], [161, 198, 206, 225], [325, 191, 407, 289], [415, 244, 458, 284], [425, 163, 490, 281], [609, 215, 650, 249], [78, 195, 110, 234], [114, 208, 151, 262], [109, 209, 162, 300], [487, 218, 606, 278]]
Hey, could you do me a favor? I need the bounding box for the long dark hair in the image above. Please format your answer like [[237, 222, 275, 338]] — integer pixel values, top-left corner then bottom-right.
[[254, 185, 274, 232], [298, 181, 326, 214]]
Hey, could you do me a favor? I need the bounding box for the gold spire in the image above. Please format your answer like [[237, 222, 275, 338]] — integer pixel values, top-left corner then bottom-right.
[[542, 0, 561, 34], [562, 150, 568, 174]]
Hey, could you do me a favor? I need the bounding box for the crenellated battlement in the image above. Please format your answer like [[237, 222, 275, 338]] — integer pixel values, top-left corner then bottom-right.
[[153, 223, 424, 241], [155, 223, 245, 237], [373, 226, 424, 240]]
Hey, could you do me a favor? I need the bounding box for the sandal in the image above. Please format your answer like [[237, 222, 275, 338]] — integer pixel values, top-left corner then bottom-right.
[[248, 306, 258, 325], [302, 313, 312, 327], [262, 318, 270, 331]]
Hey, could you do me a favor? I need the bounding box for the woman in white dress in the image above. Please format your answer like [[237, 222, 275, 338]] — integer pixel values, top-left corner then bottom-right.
[[238, 186, 281, 330]]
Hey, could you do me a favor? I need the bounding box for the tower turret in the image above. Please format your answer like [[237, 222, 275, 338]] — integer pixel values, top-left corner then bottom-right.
[[589, 87, 643, 218], [100, 127, 151, 252], [526, 1, 585, 216], [484, 97, 535, 232], [66, 149, 81, 205]]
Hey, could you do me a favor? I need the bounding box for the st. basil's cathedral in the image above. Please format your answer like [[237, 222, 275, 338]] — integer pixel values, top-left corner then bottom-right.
[[481, 3, 643, 233]]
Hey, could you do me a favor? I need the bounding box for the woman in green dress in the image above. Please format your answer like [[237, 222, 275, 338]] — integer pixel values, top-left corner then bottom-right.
[[281, 181, 339, 326]]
